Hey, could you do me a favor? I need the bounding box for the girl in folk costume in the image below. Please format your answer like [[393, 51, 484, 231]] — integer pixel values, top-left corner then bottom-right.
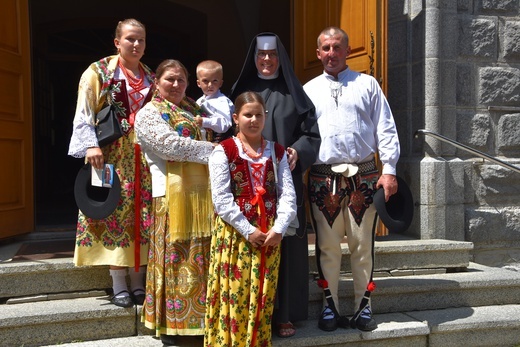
[[230, 34, 321, 338], [134, 59, 215, 346], [205, 91, 297, 347], [68, 18, 154, 308]]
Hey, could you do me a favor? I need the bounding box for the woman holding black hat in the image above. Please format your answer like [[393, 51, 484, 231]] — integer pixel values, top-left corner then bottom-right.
[[230, 33, 321, 338], [68, 18, 154, 308]]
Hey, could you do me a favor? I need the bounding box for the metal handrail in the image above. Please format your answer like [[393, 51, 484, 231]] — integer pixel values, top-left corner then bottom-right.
[[414, 129, 520, 174]]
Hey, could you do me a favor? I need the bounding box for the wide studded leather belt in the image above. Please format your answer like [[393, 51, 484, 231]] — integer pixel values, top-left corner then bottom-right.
[[311, 159, 377, 176]]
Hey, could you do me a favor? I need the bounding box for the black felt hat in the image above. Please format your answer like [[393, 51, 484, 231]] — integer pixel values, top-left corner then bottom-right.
[[373, 176, 414, 233], [74, 163, 121, 220]]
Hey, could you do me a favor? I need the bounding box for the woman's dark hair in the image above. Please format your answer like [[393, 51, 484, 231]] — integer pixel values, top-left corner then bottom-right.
[[155, 59, 189, 83], [234, 91, 266, 115]]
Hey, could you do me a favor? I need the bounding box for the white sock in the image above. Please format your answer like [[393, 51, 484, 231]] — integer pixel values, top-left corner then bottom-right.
[[109, 268, 129, 297], [129, 266, 146, 294]]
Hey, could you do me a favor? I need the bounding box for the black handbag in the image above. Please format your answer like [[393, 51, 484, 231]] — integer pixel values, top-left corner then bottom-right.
[[95, 104, 123, 147]]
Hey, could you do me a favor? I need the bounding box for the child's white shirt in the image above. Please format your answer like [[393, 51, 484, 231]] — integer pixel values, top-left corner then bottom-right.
[[196, 90, 234, 133]]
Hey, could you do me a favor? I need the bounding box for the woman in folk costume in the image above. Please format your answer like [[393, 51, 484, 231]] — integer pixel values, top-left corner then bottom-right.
[[134, 59, 215, 346], [68, 18, 154, 308], [205, 91, 297, 347], [230, 33, 320, 337]]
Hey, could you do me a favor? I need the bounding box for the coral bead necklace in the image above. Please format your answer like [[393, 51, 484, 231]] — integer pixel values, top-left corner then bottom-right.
[[118, 59, 146, 121], [237, 133, 265, 159], [118, 60, 145, 91]]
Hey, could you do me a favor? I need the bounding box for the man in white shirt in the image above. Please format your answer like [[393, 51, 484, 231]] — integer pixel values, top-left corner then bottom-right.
[[303, 26, 400, 332]]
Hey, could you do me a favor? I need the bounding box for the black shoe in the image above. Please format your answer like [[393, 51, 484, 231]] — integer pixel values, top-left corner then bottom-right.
[[132, 289, 145, 305], [160, 334, 176, 346], [351, 316, 378, 331], [350, 306, 378, 331], [111, 290, 134, 308], [337, 315, 351, 329], [318, 307, 337, 331]]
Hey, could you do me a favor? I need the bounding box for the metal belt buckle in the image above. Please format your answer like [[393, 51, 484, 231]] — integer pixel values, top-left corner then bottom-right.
[[331, 163, 358, 177]]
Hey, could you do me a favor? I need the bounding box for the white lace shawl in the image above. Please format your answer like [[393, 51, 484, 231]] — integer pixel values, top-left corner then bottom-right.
[[134, 102, 215, 197]]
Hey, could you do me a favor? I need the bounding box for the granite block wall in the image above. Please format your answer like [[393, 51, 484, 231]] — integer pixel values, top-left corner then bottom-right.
[[388, 0, 520, 267]]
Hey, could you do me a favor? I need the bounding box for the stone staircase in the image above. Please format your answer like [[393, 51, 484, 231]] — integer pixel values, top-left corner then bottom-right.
[[1, 232, 519, 347]]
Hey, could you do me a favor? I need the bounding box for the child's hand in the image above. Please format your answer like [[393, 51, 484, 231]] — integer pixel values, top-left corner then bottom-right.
[[263, 229, 282, 247], [195, 115, 203, 127], [249, 228, 266, 248]]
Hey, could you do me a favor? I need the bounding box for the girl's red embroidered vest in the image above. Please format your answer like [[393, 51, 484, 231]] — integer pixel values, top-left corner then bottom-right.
[[220, 138, 286, 228]]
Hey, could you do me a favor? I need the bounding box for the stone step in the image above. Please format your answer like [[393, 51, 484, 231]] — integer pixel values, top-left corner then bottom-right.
[[0, 237, 473, 300], [0, 296, 137, 347], [0, 234, 512, 347], [307, 262, 520, 318], [308, 234, 473, 274], [23, 305, 520, 347], [0, 259, 111, 300], [1, 263, 519, 347]]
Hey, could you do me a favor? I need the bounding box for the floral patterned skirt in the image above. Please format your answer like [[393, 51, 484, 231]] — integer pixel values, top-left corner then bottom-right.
[[204, 216, 280, 347], [74, 132, 152, 267], [142, 197, 211, 336]]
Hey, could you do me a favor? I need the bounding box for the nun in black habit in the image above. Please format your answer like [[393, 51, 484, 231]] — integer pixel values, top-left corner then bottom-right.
[[230, 33, 321, 337]]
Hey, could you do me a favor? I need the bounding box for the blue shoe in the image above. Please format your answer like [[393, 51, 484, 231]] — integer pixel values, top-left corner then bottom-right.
[[350, 306, 378, 331], [318, 307, 337, 331]]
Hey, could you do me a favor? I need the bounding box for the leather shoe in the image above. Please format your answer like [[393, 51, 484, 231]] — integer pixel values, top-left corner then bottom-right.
[[132, 289, 145, 305], [337, 315, 351, 329], [160, 334, 176, 346], [111, 290, 134, 308], [350, 306, 378, 331], [318, 307, 337, 331], [351, 316, 378, 331]]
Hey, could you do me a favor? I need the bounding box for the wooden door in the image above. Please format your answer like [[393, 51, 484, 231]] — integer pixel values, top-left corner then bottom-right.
[[0, 0, 33, 239], [292, 0, 387, 91]]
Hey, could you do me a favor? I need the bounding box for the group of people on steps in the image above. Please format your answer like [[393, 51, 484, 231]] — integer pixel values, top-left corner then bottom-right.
[[68, 18, 400, 346]]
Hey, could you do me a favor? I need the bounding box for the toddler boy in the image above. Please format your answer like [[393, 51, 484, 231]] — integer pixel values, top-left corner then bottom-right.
[[195, 60, 234, 142]]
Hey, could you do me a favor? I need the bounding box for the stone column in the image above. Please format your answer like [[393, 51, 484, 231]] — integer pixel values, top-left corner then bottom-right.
[[393, 0, 464, 240]]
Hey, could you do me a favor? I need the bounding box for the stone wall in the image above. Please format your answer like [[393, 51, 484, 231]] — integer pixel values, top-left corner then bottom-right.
[[388, 0, 520, 267]]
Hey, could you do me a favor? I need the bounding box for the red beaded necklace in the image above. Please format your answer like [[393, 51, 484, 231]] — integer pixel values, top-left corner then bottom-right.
[[237, 133, 265, 159], [118, 60, 145, 91], [118, 60, 147, 120]]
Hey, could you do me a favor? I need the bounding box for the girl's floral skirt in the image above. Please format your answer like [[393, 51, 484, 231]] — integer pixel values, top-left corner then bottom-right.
[[204, 216, 281, 347]]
